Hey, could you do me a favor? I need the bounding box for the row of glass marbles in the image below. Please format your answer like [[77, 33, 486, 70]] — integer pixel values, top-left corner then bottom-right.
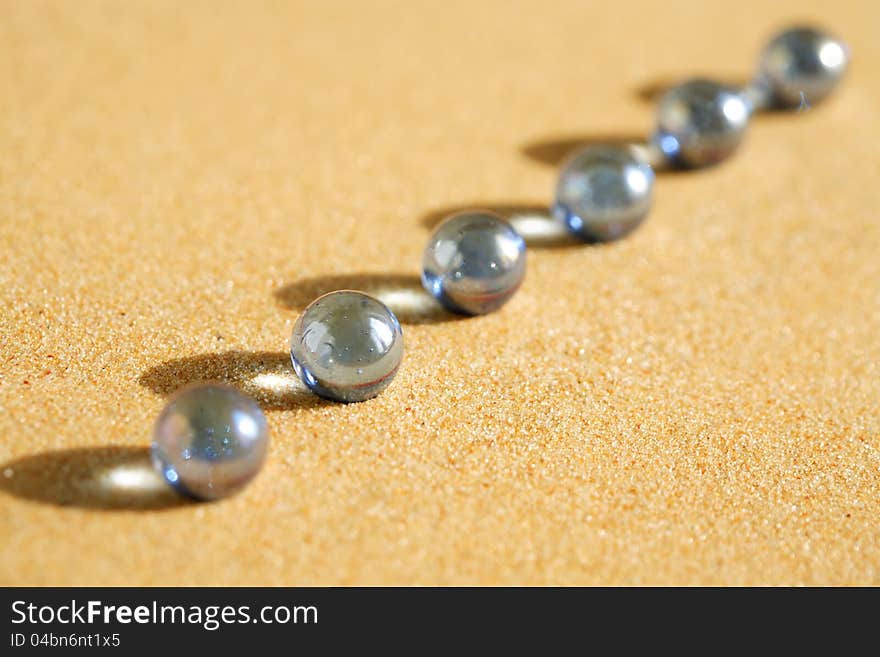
[[555, 26, 849, 242], [289, 209, 528, 402], [151, 25, 848, 500], [151, 212, 526, 499]]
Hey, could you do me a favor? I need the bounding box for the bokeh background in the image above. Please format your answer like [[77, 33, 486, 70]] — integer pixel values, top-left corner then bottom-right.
[[1, 0, 878, 585]]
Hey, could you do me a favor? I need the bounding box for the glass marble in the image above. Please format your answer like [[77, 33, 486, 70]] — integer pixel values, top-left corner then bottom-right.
[[757, 26, 849, 109], [422, 211, 526, 315], [290, 290, 404, 403], [553, 145, 654, 242], [151, 383, 269, 500], [655, 78, 751, 168]]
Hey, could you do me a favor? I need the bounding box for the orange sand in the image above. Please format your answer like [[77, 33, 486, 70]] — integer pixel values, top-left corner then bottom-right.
[[1, 0, 878, 585]]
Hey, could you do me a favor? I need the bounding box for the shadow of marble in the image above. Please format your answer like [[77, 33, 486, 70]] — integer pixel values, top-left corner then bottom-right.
[[0, 446, 189, 511], [520, 133, 646, 168], [274, 272, 463, 325], [138, 350, 331, 411], [419, 203, 581, 249], [634, 75, 751, 104]]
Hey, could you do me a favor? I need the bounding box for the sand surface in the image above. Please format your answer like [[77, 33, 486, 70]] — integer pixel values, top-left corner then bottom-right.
[[1, 0, 878, 585]]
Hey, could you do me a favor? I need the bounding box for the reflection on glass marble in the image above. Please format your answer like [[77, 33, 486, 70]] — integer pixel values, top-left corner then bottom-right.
[[757, 26, 849, 109], [290, 290, 404, 403], [422, 211, 526, 315], [655, 78, 750, 168], [152, 383, 268, 500], [553, 144, 654, 242]]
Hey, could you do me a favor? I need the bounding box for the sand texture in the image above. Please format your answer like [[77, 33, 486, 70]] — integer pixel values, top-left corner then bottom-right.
[[1, 0, 878, 585]]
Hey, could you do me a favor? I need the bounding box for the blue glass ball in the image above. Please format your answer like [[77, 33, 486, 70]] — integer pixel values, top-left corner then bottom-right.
[[422, 211, 526, 315], [151, 383, 269, 500], [290, 290, 404, 403], [757, 26, 849, 109], [553, 145, 654, 242], [655, 78, 751, 168]]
